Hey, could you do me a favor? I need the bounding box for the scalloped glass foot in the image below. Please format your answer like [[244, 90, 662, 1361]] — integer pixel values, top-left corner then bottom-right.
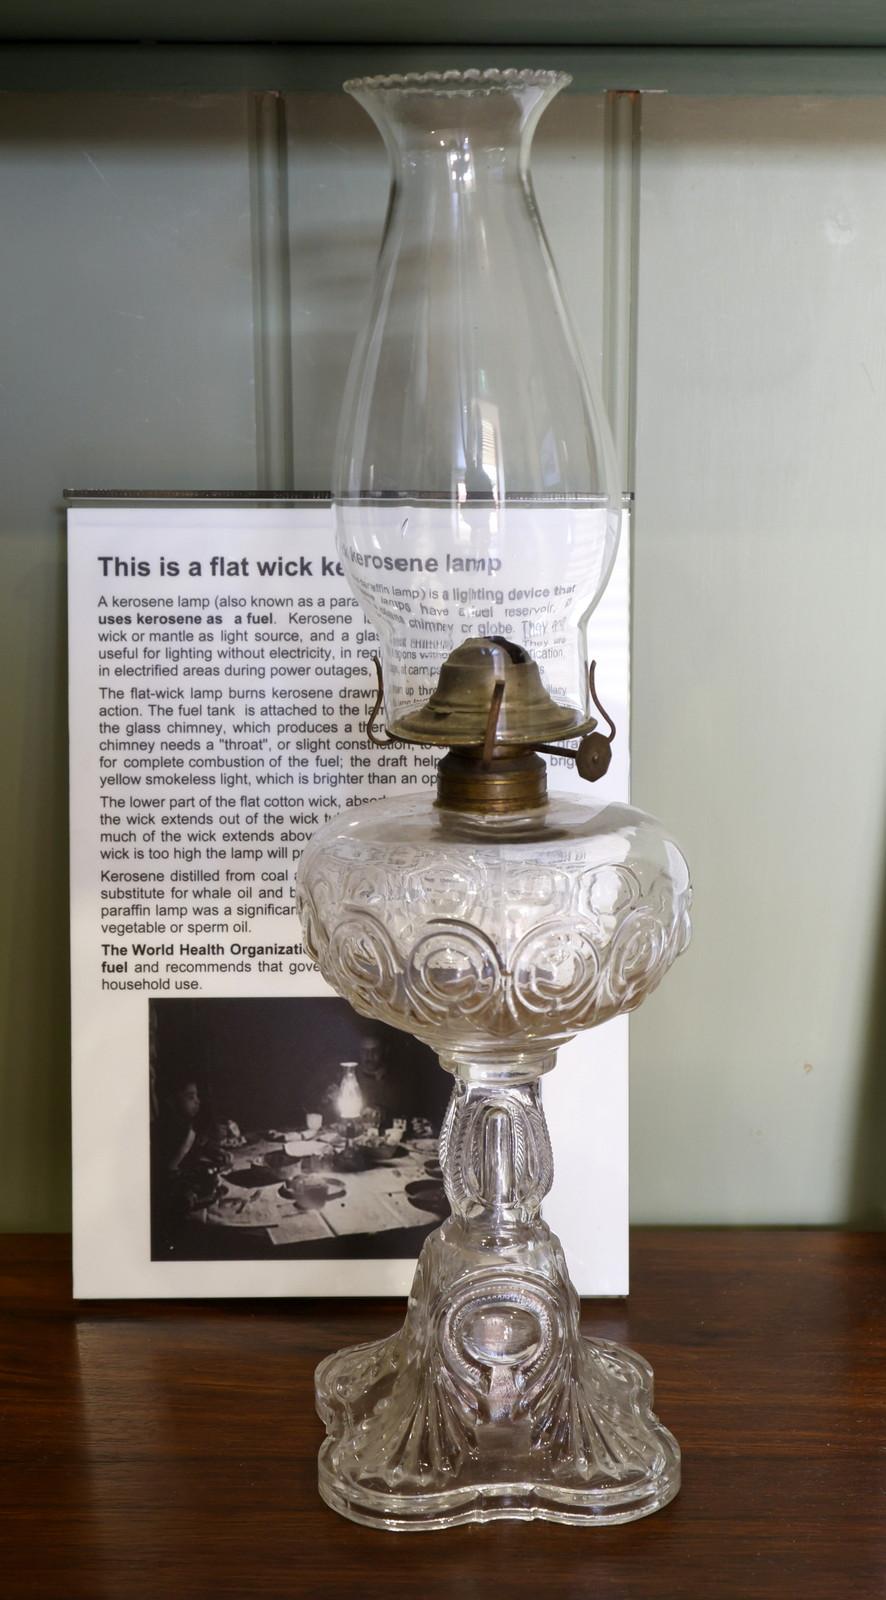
[[316, 1329, 679, 1531], [314, 1219, 679, 1532]]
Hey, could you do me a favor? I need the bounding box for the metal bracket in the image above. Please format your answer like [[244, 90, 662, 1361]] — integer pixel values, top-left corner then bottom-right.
[[366, 655, 403, 748], [481, 678, 506, 764], [587, 658, 616, 743]]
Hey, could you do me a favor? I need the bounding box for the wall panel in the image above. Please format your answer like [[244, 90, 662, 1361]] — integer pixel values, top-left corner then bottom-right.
[[0, 92, 257, 1228], [631, 96, 886, 1221]]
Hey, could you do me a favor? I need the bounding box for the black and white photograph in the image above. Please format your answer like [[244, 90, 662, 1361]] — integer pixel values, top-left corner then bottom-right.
[[149, 996, 451, 1261]]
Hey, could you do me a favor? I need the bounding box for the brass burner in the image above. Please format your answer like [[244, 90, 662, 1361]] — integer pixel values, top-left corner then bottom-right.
[[365, 636, 616, 816], [390, 637, 594, 747], [436, 748, 548, 814]]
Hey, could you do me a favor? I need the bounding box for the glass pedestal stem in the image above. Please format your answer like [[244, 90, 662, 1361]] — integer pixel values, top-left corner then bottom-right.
[[314, 1050, 680, 1530]]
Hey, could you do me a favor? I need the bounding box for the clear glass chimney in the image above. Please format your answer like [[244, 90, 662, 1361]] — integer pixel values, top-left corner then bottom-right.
[[333, 69, 622, 741]]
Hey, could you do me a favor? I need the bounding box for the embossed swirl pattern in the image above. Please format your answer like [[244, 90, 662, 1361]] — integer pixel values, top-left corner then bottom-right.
[[298, 854, 692, 1043]]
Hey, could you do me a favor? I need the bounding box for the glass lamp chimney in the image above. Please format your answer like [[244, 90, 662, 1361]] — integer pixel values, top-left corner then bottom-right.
[[333, 69, 622, 742]]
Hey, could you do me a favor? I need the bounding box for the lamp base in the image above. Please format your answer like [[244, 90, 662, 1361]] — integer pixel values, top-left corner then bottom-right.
[[297, 789, 691, 1534], [314, 1220, 680, 1532]]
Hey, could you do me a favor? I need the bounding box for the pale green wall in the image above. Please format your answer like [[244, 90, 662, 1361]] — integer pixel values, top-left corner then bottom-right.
[[631, 96, 886, 1223], [1, 51, 884, 1229]]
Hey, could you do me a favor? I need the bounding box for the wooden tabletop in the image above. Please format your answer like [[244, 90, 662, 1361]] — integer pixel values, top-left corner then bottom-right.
[[1, 1230, 884, 1599]]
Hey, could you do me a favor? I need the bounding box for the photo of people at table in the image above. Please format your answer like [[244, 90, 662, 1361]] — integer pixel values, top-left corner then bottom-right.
[[149, 996, 451, 1262]]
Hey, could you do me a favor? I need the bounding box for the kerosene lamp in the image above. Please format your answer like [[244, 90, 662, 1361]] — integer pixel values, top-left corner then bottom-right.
[[296, 68, 691, 1530], [335, 1061, 363, 1122]]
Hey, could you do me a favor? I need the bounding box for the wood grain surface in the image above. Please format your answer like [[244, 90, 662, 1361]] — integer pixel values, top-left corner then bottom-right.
[[1, 1230, 884, 1599]]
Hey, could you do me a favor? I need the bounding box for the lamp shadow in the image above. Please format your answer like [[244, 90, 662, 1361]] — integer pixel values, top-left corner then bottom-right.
[[848, 815, 886, 1225]]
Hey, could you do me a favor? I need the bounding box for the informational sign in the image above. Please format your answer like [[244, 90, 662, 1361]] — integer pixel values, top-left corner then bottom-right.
[[68, 501, 630, 1298]]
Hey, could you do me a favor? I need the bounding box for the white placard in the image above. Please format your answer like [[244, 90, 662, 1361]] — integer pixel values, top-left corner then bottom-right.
[[68, 503, 630, 1298]]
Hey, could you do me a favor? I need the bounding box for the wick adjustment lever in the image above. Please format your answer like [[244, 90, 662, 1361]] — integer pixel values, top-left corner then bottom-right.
[[535, 661, 616, 783]]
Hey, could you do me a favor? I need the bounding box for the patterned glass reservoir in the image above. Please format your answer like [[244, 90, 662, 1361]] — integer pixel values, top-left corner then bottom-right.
[[299, 796, 690, 1068]]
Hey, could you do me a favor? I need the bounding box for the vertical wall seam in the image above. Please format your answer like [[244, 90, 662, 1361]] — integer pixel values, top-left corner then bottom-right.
[[602, 90, 643, 806], [602, 90, 642, 494], [248, 90, 294, 490]]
